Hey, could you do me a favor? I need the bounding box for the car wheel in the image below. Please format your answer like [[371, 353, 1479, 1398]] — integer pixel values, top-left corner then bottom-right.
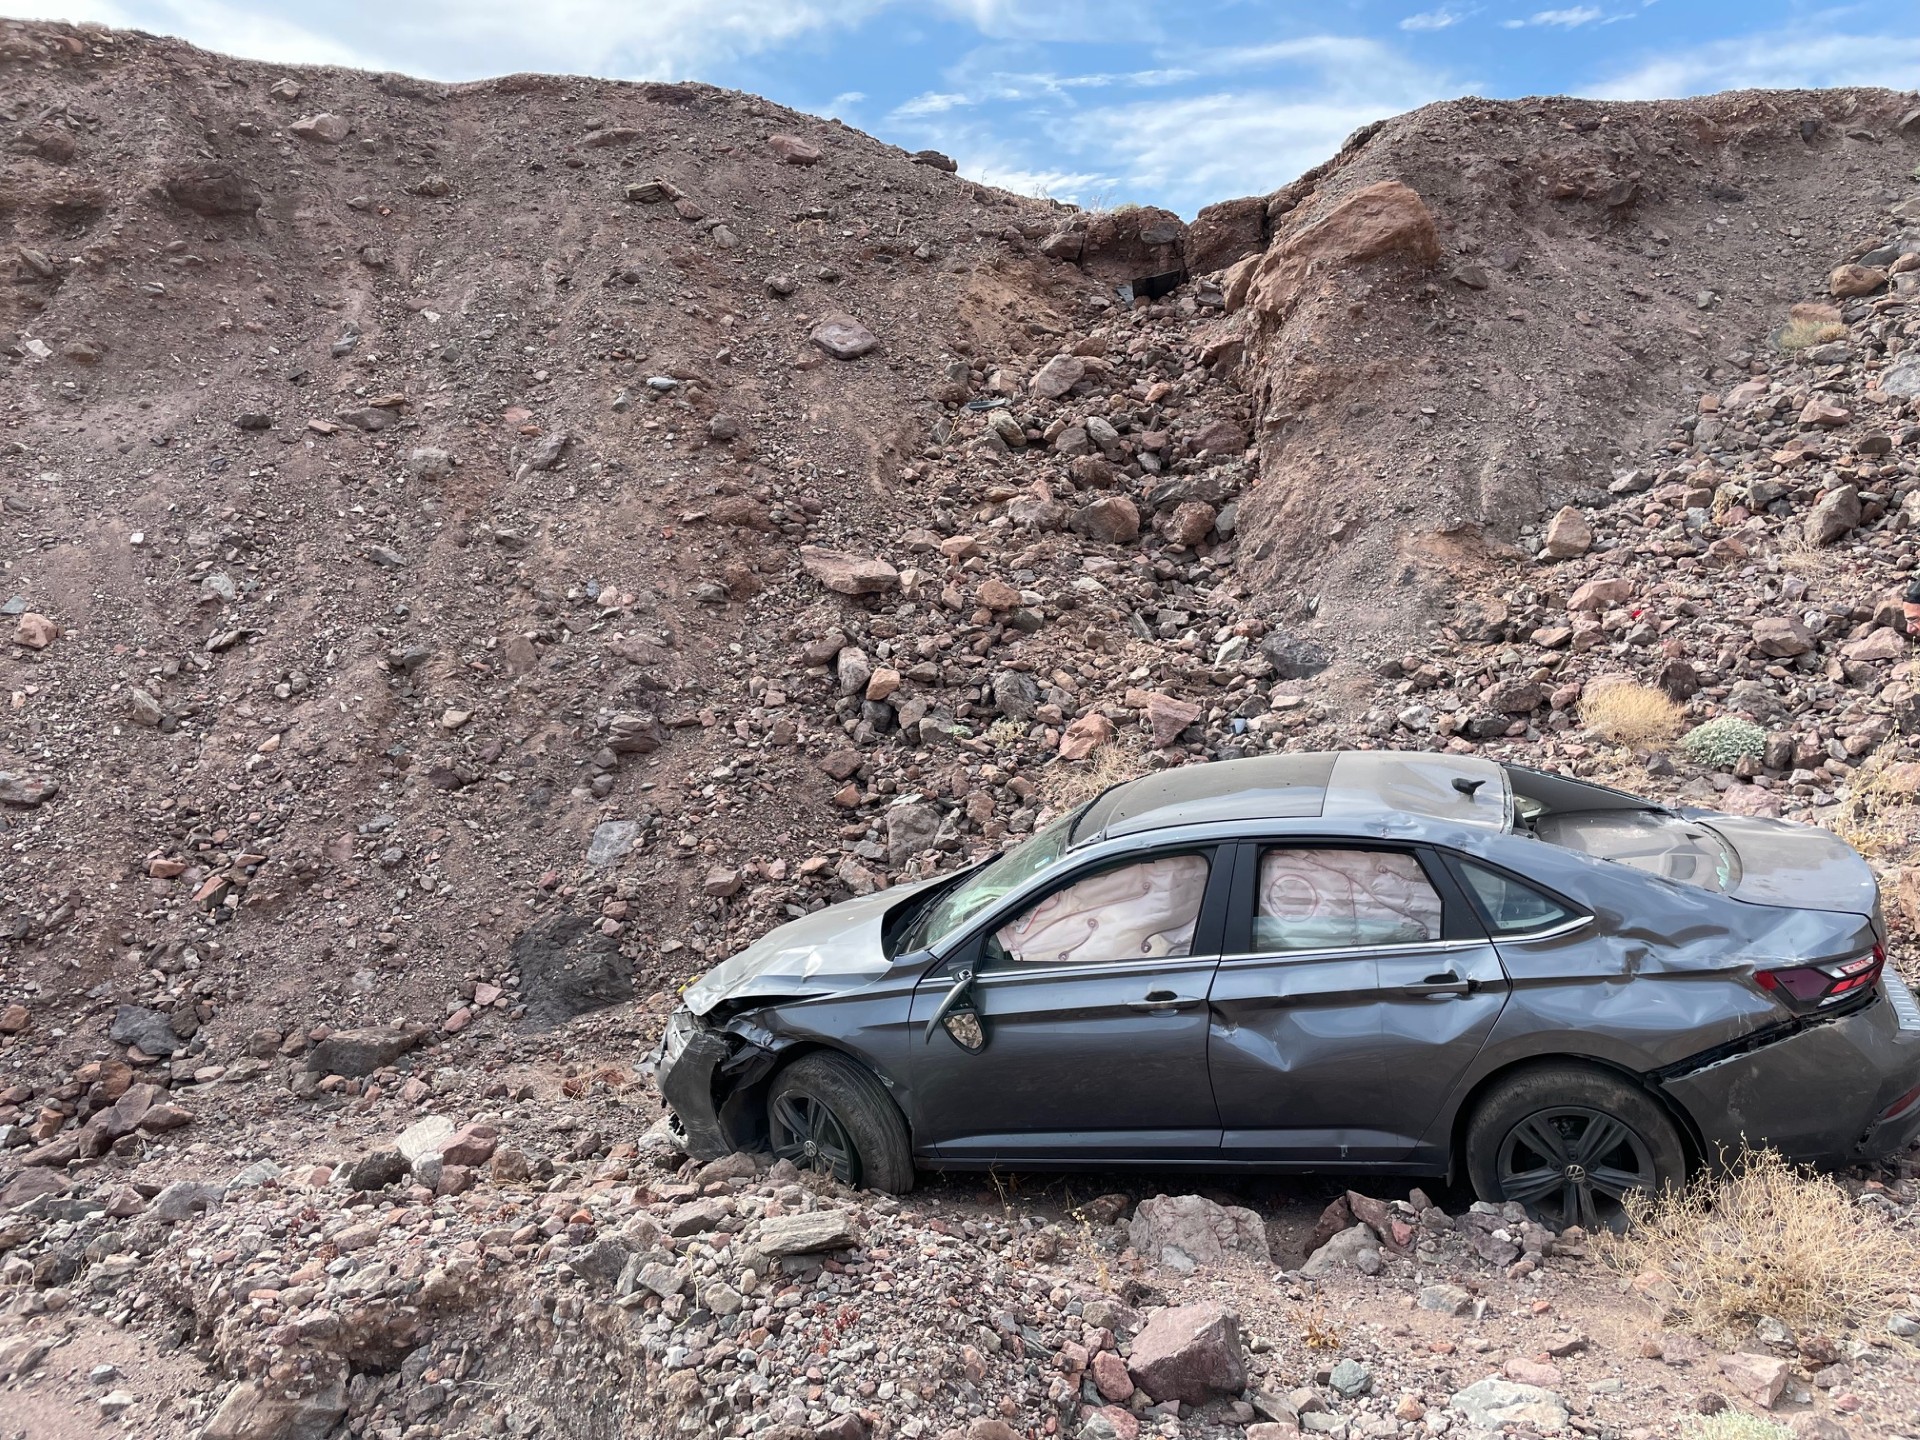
[[1465, 1066, 1686, 1230], [767, 1052, 915, 1194]]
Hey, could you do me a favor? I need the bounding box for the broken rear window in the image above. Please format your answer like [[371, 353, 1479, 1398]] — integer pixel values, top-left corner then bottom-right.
[[1531, 811, 1739, 893]]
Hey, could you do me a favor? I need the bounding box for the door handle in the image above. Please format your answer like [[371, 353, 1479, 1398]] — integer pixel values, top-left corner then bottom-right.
[[1128, 990, 1204, 1012], [1404, 972, 1471, 998]]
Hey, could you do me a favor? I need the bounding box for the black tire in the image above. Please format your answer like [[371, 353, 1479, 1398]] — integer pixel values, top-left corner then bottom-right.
[[1465, 1064, 1687, 1230], [767, 1051, 915, 1194]]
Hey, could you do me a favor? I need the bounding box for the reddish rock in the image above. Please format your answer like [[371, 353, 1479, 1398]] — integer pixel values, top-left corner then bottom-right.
[[0, 1004, 26, 1034], [1752, 616, 1814, 658], [1058, 713, 1115, 760], [1092, 1349, 1134, 1402], [442, 1125, 499, 1167], [1162, 501, 1217, 547], [1842, 629, 1906, 663], [1567, 577, 1632, 612], [1718, 1352, 1790, 1408], [137, 1102, 194, 1132], [1542, 506, 1592, 558], [1189, 418, 1247, 455], [1126, 1302, 1247, 1406], [1829, 263, 1887, 298], [1144, 693, 1203, 748], [767, 133, 822, 165], [1252, 180, 1441, 315], [1028, 354, 1087, 400], [1071, 496, 1141, 545], [977, 578, 1021, 612], [809, 315, 878, 360], [800, 547, 899, 595], [12, 613, 58, 649]]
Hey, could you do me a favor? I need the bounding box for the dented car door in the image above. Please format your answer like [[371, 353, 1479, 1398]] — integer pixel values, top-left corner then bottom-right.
[[1209, 841, 1507, 1164], [907, 846, 1232, 1162]]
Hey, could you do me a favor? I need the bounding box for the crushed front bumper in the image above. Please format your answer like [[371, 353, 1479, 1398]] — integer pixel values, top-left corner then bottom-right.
[[1659, 972, 1920, 1166], [652, 1008, 781, 1161]]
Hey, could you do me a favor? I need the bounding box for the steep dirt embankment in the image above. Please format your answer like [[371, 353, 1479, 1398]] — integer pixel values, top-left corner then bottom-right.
[[1194, 89, 1920, 631], [0, 21, 1095, 1031]]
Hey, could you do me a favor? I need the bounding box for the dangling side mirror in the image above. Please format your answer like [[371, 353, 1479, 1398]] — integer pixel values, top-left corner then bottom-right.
[[941, 1005, 986, 1053], [922, 965, 979, 1046]]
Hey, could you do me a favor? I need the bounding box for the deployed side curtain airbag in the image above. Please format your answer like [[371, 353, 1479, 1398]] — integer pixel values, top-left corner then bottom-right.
[[997, 855, 1210, 965], [1256, 849, 1442, 950]]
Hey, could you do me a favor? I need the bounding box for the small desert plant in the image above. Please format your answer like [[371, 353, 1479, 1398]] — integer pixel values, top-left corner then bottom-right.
[[1043, 741, 1141, 809], [1581, 678, 1685, 748], [1679, 716, 1768, 769], [1685, 1415, 1793, 1440], [1830, 743, 1920, 859], [1601, 1149, 1920, 1340], [1776, 318, 1848, 351]]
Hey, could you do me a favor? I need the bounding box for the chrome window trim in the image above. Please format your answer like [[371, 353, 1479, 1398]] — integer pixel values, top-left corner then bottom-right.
[[1218, 937, 1489, 967], [975, 953, 1223, 985], [1482, 914, 1594, 943]]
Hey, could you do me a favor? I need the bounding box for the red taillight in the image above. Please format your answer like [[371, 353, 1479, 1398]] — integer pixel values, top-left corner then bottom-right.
[[1754, 946, 1884, 1010], [1880, 1081, 1920, 1123]]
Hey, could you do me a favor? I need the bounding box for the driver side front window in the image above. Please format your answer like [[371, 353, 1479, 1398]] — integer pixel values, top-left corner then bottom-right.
[[993, 854, 1211, 966]]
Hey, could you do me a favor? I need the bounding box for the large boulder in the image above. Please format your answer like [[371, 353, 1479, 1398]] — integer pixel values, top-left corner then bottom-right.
[[1449, 1377, 1569, 1433], [303, 1025, 421, 1077], [1130, 1194, 1270, 1269], [800, 547, 900, 596], [1252, 180, 1441, 315], [1126, 1303, 1246, 1405], [202, 1379, 347, 1440], [1185, 195, 1268, 274]]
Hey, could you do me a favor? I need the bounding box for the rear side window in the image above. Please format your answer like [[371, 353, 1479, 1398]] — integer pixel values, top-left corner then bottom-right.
[[1254, 848, 1442, 951], [1458, 860, 1577, 935]]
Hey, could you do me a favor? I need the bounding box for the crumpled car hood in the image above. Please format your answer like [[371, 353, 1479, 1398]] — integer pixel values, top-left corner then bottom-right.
[[681, 877, 938, 1016]]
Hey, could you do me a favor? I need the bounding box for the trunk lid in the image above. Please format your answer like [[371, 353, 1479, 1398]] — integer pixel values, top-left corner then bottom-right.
[[1696, 812, 1881, 920]]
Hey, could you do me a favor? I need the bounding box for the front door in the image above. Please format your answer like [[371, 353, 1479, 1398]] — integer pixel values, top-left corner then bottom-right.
[[909, 846, 1230, 1162], [1209, 841, 1508, 1163]]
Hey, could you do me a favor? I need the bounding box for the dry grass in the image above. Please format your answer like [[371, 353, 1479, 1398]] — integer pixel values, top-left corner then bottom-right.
[[1581, 678, 1685, 748], [1043, 741, 1141, 810], [1600, 1149, 1920, 1341], [1776, 318, 1848, 351], [1685, 1417, 1793, 1440], [1830, 744, 1920, 860], [1772, 531, 1842, 579]]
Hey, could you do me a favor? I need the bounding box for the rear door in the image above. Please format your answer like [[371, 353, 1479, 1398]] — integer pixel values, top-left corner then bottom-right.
[[909, 844, 1232, 1163], [1208, 840, 1508, 1163]]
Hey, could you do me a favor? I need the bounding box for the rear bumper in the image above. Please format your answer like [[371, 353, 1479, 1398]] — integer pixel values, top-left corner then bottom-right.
[[1659, 972, 1920, 1166]]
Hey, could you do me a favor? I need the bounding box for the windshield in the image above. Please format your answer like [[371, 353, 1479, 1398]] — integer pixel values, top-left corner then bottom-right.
[[908, 808, 1079, 950]]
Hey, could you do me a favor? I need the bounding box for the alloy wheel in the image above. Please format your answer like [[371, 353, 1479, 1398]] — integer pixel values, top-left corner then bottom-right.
[[1495, 1105, 1657, 1230], [769, 1091, 858, 1184]]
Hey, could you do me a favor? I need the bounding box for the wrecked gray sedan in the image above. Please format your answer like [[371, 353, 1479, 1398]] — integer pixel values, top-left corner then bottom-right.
[[654, 751, 1920, 1225]]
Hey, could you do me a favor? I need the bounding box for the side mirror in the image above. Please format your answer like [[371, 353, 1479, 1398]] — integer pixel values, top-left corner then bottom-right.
[[922, 965, 978, 1046], [941, 1005, 985, 1053]]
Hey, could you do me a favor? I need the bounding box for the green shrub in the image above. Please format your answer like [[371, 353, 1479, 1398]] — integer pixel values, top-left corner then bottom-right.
[[1680, 716, 1767, 768]]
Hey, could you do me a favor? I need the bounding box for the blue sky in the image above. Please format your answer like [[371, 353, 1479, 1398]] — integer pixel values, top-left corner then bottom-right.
[[6, 0, 1918, 214]]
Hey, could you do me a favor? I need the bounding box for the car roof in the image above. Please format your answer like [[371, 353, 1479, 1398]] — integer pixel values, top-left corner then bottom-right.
[[1076, 750, 1512, 844]]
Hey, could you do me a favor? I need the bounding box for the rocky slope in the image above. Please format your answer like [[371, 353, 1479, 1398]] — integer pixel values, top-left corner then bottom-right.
[[4, 16, 1920, 1440]]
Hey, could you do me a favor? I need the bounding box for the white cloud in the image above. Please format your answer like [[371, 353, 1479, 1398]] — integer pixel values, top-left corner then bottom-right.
[[1590, 25, 1920, 98], [1400, 6, 1466, 31], [1503, 6, 1603, 28], [930, 0, 1160, 43], [0, 0, 893, 80]]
